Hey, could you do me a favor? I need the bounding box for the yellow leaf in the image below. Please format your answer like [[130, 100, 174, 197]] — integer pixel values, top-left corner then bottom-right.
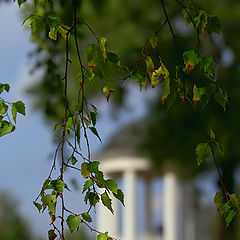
[[81, 163, 90, 178]]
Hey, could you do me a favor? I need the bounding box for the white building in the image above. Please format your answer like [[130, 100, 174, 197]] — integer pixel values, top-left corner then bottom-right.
[[96, 121, 197, 240]]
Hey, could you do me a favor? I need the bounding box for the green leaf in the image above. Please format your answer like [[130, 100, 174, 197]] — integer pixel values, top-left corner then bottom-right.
[[48, 180, 65, 193], [48, 229, 57, 240], [183, 50, 200, 74], [41, 194, 57, 214], [101, 191, 113, 213], [85, 44, 100, 69], [70, 155, 78, 165], [46, 16, 60, 28], [214, 191, 223, 210], [30, 17, 45, 35], [149, 35, 158, 49], [22, 14, 36, 25], [207, 16, 221, 34], [100, 37, 107, 62], [0, 101, 8, 115], [0, 84, 10, 93], [49, 27, 58, 40], [225, 209, 236, 227], [53, 123, 62, 137], [162, 78, 170, 104], [113, 189, 125, 206], [200, 56, 213, 73], [106, 179, 118, 194], [89, 127, 102, 143], [90, 112, 97, 126], [145, 56, 154, 77], [193, 85, 205, 110], [81, 212, 92, 222], [88, 192, 100, 207], [66, 215, 81, 233], [194, 10, 208, 34], [97, 232, 108, 240], [230, 194, 240, 213], [209, 128, 215, 140], [0, 121, 15, 137], [214, 86, 228, 111], [107, 52, 119, 64], [103, 87, 115, 102], [82, 180, 94, 193], [131, 69, 147, 89], [33, 201, 42, 213], [87, 161, 100, 173], [11, 101, 25, 123], [196, 142, 211, 166], [57, 25, 70, 40]]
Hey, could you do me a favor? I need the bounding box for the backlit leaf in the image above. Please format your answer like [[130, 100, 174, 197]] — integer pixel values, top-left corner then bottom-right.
[[97, 232, 108, 240], [183, 50, 200, 74], [113, 189, 124, 206], [81, 163, 90, 178], [106, 179, 118, 194], [162, 78, 170, 104], [82, 180, 94, 193], [214, 191, 223, 210], [66, 215, 81, 233], [0, 84, 10, 93], [89, 127, 102, 143], [11, 101, 25, 123], [41, 194, 57, 214], [49, 27, 58, 40], [101, 191, 113, 213], [193, 85, 205, 110], [196, 142, 211, 166], [70, 155, 78, 165], [0, 121, 15, 137], [0, 101, 8, 115], [81, 212, 92, 222], [33, 201, 42, 213], [100, 37, 107, 62]]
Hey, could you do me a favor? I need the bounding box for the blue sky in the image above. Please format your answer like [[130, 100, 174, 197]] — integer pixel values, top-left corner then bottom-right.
[[0, 2, 158, 237]]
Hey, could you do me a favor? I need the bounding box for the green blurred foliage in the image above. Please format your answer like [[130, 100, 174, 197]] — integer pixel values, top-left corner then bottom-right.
[[0, 192, 40, 240]]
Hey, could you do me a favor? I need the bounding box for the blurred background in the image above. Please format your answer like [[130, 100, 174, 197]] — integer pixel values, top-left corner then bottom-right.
[[0, 0, 240, 239]]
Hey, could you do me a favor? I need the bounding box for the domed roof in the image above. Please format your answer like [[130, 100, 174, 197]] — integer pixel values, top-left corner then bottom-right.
[[96, 119, 148, 160]]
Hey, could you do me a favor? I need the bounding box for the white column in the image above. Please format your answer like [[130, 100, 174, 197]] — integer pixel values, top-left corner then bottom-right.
[[163, 172, 182, 240], [123, 170, 137, 240], [183, 182, 195, 240], [97, 174, 119, 238], [145, 178, 152, 235]]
